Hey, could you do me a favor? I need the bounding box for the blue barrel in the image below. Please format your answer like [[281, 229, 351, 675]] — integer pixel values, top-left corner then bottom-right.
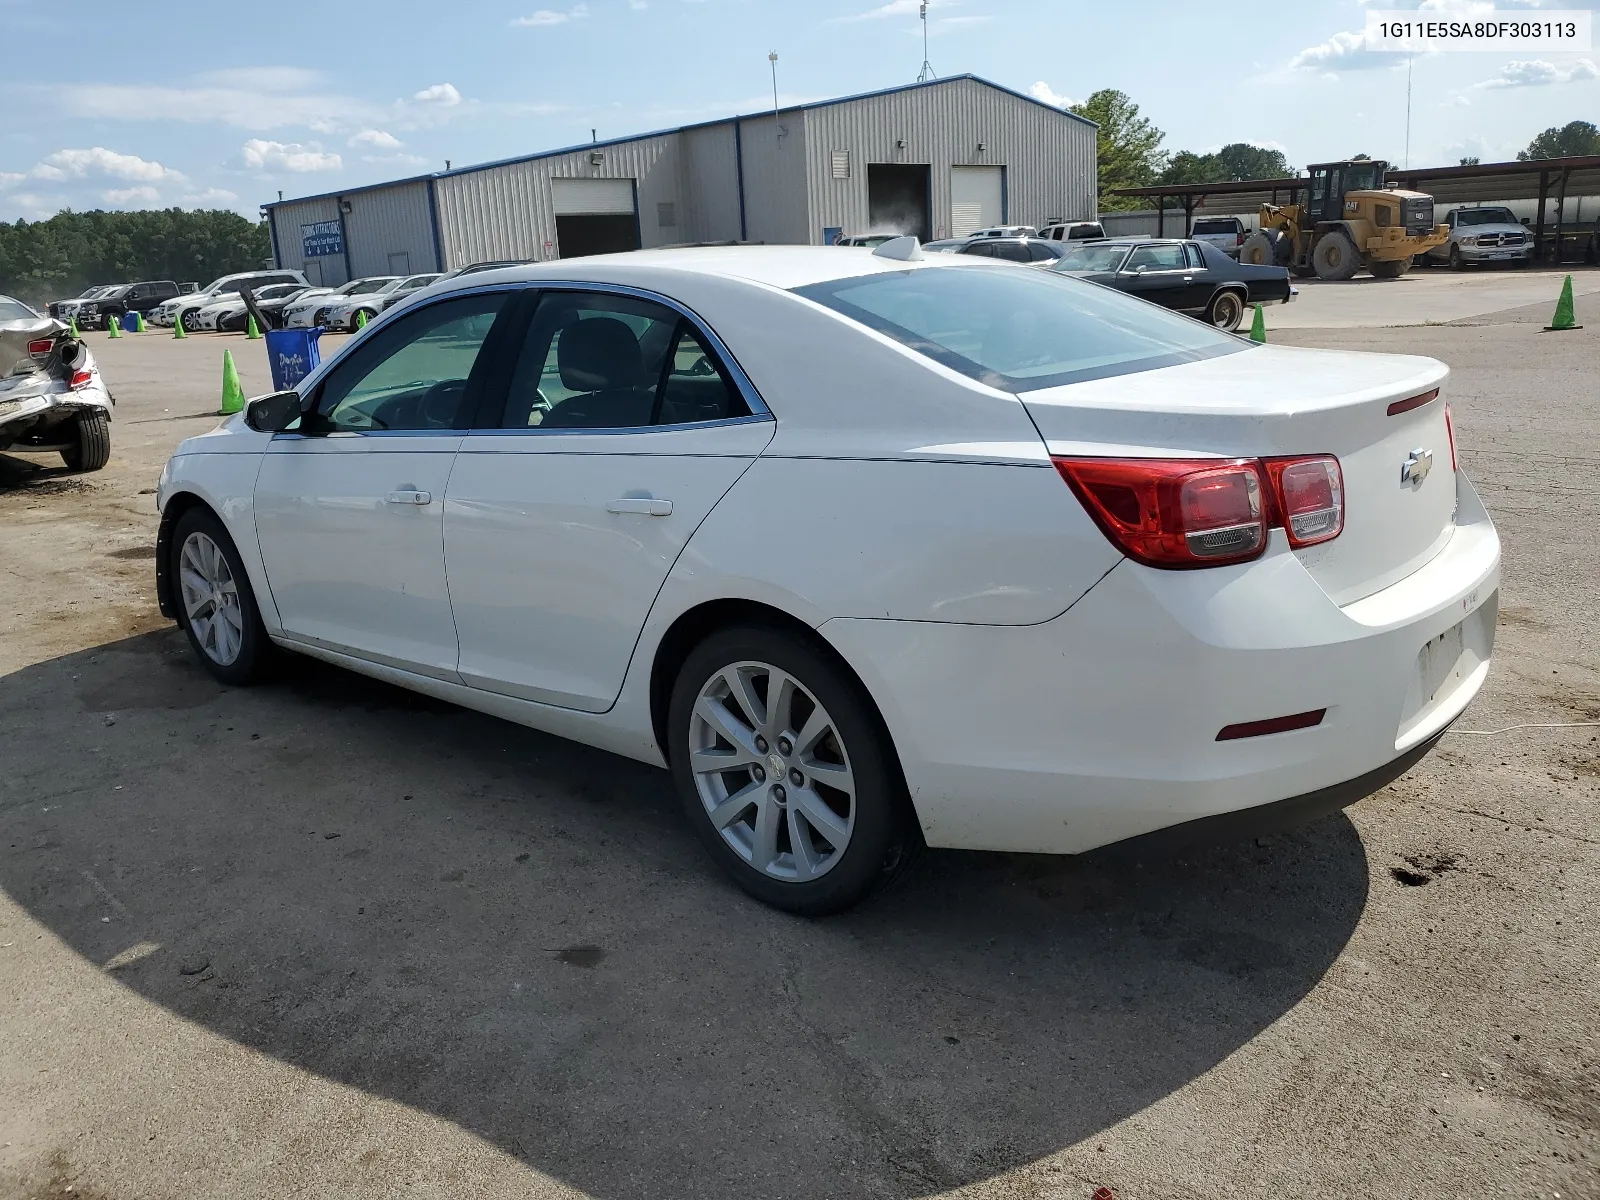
[[264, 328, 323, 392]]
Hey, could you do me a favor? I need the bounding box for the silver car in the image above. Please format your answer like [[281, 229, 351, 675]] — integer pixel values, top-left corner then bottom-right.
[[0, 295, 114, 471]]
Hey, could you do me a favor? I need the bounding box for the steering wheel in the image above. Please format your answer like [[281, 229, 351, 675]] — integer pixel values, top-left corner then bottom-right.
[[418, 379, 467, 428]]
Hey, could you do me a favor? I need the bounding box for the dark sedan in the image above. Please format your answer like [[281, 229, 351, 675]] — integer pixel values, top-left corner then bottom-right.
[[923, 236, 1075, 264], [1048, 238, 1293, 331]]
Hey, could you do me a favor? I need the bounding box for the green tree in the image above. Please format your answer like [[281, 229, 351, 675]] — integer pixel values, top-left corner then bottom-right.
[[1158, 143, 1294, 186], [1069, 89, 1168, 211], [0, 208, 271, 308], [1459, 156, 1481, 166], [1518, 120, 1600, 161]]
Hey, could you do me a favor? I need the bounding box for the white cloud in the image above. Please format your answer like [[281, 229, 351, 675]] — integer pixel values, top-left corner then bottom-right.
[[927, 14, 987, 33], [103, 186, 162, 206], [511, 3, 587, 26], [362, 153, 428, 166], [1289, 28, 1395, 73], [411, 82, 462, 106], [349, 128, 403, 149], [53, 80, 379, 131], [238, 139, 342, 172], [40, 147, 182, 182], [1028, 81, 1075, 109], [1476, 57, 1598, 88]]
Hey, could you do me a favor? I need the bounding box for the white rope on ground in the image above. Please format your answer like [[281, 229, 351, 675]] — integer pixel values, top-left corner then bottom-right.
[[1448, 722, 1600, 735]]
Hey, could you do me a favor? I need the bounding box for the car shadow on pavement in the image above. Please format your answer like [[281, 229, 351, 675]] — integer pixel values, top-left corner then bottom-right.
[[0, 631, 1372, 1198]]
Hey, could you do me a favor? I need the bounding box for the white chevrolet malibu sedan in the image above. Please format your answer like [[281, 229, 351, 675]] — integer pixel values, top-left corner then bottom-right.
[[155, 244, 1499, 914]]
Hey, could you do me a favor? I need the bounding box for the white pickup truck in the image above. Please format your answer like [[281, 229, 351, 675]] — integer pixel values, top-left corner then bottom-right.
[[1425, 206, 1534, 269], [1190, 215, 1248, 259]]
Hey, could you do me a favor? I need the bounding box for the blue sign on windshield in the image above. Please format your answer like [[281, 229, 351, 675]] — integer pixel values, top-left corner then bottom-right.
[[302, 220, 343, 258]]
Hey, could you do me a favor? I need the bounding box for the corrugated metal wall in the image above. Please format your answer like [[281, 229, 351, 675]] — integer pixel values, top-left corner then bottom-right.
[[343, 181, 439, 277], [433, 133, 681, 266], [803, 77, 1096, 243], [677, 125, 742, 242], [270, 196, 347, 286], [735, 112, 812, 244]]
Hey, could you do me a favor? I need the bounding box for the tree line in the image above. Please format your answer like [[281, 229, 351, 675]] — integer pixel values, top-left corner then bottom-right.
[[1066, 90, 1600, 211], [0, 209, 272, 308]]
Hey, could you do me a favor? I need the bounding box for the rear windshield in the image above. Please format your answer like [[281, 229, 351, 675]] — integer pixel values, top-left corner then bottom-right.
[[794, 264, 1246, 392], [0, 298, 38, 321], [1192, 218, 1241, 233]]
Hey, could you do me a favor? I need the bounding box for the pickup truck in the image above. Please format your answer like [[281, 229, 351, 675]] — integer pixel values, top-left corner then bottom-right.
[[1425, 206, 1533, 269], [1190, 215, 1248, 259]]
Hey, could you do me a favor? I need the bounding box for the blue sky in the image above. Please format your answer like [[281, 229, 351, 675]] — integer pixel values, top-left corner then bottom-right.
[[2, 0, 1597, 221]]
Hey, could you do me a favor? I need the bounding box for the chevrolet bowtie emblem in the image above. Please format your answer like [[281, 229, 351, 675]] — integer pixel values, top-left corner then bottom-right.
[[1402, 447, 1434, 488]]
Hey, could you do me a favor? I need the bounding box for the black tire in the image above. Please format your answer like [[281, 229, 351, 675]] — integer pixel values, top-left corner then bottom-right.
[[61, 410, 110, 472], [1206, 289, 1246, 332], [170, 507, 274, 686], [180, 308, 201, 333], [1370, 259, 1408, 279], [668, 625, 915, 915], [1448, 245, 1466, 271], [1312, 231, 1361, 281]]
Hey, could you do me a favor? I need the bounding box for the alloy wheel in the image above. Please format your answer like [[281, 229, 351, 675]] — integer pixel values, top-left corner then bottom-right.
[[178, 531, 244, 666], [688, 660, 856, 883]]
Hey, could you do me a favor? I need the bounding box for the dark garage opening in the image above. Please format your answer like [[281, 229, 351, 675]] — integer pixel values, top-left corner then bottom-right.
[[867, 163, 932, 242], [555, 214, 641, 258]]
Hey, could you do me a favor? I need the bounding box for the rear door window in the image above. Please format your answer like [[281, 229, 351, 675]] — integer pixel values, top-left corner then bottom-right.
[[1126, 244, 1187, 271]]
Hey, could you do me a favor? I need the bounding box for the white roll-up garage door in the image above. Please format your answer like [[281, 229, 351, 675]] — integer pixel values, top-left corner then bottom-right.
[[949, 166, 1004, 237], [551, 178, 636, 216]]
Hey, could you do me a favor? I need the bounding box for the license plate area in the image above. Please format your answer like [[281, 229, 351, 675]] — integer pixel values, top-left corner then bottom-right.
[[1395, 589, 1497, 749]]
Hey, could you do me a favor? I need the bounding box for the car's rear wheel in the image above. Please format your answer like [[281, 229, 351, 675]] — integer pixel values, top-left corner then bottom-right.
[[61, 410, 110, 472], [1206, 289, 1246, 331], [668, 625, 914, 915], [171, 507, 272, 685]]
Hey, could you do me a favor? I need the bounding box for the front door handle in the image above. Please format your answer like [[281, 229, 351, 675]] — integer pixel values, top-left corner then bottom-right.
[[385, 489, 432, 505], [606, 497, 672, 517]]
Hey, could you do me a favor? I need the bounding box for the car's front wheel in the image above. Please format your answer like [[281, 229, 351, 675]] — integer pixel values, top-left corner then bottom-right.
[[171, 507, 273, 685], [180, 309, 201, 333], [668, 625, 915, 915]]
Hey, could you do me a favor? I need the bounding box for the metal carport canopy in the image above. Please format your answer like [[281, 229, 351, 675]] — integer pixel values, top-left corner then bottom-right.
[[1112, 155, 1600, 242]]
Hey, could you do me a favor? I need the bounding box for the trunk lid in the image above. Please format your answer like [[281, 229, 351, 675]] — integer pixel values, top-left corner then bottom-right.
[[0, 316, 66, 387], [1020, 344, 1456, 606]]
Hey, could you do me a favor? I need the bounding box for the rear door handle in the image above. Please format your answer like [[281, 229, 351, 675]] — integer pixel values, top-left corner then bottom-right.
[[606, 497, 672, 517], [385, 489, 432, 505]]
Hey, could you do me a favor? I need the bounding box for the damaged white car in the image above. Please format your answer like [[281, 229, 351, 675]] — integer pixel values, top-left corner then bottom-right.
[[0, 295, 114, 471]]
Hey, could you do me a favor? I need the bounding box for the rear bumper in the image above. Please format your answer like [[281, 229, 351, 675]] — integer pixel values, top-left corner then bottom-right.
[[822, 471, 1499, 855]]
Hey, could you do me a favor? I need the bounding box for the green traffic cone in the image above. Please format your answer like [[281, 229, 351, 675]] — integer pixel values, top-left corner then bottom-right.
[[130, 311, 143, 332], [219, 350, 245, 415], [1544, 274, 1582, 331], [246, 313, 261, 340], [107, 315, 122, 339], [356, 310, 369, 330], [1249, 303, 1266, 343], [68, 315, 80, 338], [173, 314, 187, 339]]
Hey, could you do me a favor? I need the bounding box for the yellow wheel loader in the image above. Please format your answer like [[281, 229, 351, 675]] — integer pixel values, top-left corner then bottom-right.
[[1239, 160, 1448, 281]]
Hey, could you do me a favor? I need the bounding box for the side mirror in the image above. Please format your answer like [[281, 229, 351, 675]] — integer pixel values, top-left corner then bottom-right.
[[245, 390, 303, 433]]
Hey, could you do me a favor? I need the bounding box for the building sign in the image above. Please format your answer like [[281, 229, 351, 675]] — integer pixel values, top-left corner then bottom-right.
[[301, 220, 344, 259]]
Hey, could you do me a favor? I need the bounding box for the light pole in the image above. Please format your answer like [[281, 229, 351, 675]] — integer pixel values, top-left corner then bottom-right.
[[917, 2, 935, 82], [768, 51, 779, 114]]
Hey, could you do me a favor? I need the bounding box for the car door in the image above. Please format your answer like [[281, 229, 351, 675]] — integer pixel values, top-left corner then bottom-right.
[[1117, 243, 1196, 310], [1183, 242, 1220, 308], [444, 286, 775, 712], [253, 290, 513, 679]]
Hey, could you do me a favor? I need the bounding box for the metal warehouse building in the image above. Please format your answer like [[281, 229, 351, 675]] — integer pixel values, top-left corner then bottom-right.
[[264, 75, 1097, 284]]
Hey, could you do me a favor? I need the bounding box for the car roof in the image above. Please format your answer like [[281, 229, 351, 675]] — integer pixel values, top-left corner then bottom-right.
[[428, 244, 1000, 295]]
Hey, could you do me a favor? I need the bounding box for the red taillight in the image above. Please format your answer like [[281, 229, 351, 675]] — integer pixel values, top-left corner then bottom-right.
[[70, 369, 92, 389], [1444, 402, 1457, 471], [1056, 453, 1347, 567], [1262, 455, 1343, 548], [1052, 457, 1267, 568], [1217, 709, 1326, 741], [27, 338, 54, 358]]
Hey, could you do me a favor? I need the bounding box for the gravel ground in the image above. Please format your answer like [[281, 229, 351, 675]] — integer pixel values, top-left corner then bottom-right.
[[0, 288, 1595, 1200]]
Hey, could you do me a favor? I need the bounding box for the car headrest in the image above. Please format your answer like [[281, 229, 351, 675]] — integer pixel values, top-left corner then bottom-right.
[[558, 317, 643, 392]]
